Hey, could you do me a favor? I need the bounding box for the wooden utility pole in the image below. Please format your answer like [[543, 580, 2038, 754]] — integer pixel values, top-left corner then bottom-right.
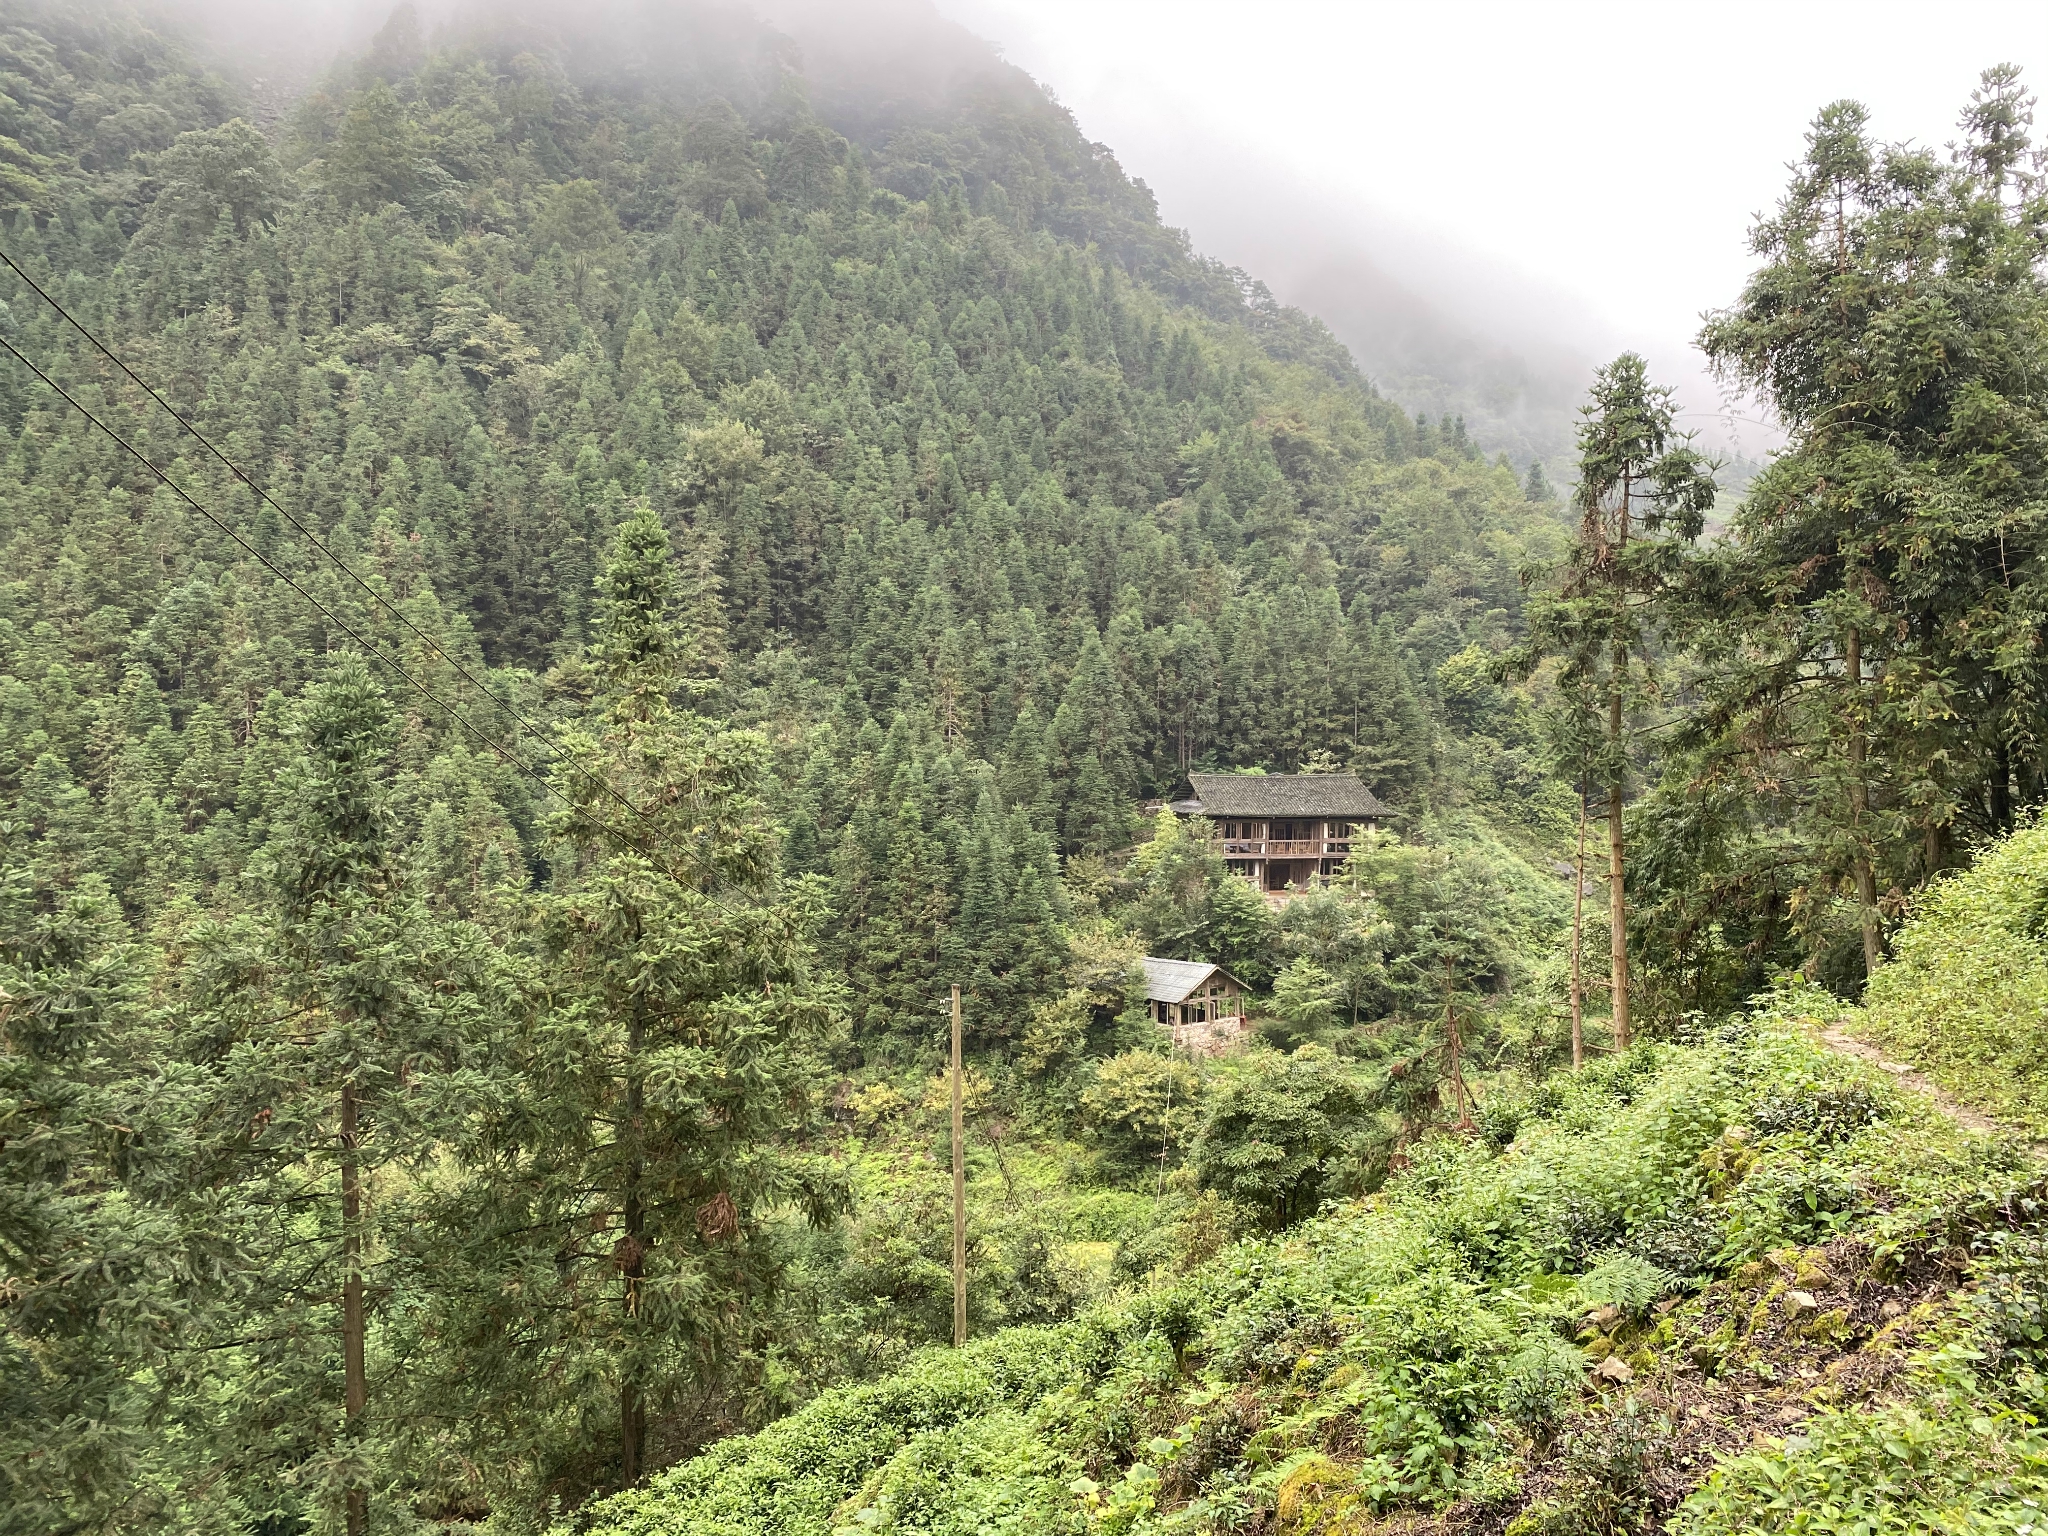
[[951, 984, 966, 1348], [1570, 775, 1587, 1071], [1443, 956, 1469, 1128], [339, 1080, 367, 1536]]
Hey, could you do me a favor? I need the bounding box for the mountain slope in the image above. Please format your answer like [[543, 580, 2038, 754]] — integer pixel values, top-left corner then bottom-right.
[[0, 3, 1583, 1529], [567, 997, 2048, 1536]]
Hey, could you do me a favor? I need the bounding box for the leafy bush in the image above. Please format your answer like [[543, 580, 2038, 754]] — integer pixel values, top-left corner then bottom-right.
[[1676, 1347, 2048, 1536], [1188, 1045, 1379, 1228], [1974, 1226, 2048, 1371], [1750, 1080, 1887, 1141], [1080, 1051, 1204, 1173], [1513, 1399, 1673, 1536]]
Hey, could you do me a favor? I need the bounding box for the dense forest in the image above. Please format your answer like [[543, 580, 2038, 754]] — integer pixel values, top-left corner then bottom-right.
[[3, 2, 2046, 1533]]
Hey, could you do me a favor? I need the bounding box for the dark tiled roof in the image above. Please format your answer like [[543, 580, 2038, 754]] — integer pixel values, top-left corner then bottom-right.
[[1141, 957, 1243, 1003], [1179, 773, 1390, 819]]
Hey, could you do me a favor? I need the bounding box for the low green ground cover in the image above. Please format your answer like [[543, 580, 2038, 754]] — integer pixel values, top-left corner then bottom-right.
[[1858, 821, 2048, 1138], [562, 993, 2048, 1536]]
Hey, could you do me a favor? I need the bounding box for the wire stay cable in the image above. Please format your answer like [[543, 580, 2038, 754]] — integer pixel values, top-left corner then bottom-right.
[[0, 245, 666, 843], [0, 328, 674, 870]]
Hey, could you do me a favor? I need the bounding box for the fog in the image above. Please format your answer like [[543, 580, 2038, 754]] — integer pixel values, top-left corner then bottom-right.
[[937, 0, 2046, 464], [158, 0, 2044, 466]]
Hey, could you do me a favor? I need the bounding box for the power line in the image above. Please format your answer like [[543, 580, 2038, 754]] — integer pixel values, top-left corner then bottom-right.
[[0, 246, 668, 847], [0, 328, 672, 871]]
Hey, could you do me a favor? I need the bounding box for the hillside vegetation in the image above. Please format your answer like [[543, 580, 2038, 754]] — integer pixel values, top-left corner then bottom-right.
[[572, 991, 2048, 1536], [4, 2, 2048, 1533], [1857, 823, 2048, 1138], [0, 3, 1579, 1527]]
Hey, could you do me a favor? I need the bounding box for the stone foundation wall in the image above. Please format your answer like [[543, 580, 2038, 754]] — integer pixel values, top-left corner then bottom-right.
[[1170, 1013, 1250, 1056]]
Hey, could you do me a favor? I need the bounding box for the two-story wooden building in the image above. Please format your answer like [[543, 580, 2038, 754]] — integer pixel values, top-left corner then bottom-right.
[[1168, 772, 1390, 895]]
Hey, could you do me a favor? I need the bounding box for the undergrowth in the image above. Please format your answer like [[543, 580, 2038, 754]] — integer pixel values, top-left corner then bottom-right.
[[1859, 819, 2048, 1138], [556, 988, 2048, 1536]]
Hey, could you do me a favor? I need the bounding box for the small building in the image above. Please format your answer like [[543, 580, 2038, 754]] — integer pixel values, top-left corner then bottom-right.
[[1143, 957, 1250, 1056], [1169, 772, 1390, 895]]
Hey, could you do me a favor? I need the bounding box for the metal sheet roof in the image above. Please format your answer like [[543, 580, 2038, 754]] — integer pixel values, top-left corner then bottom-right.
[[1181, 772, 1390, 819], [1142, 956, 1240, 1004]]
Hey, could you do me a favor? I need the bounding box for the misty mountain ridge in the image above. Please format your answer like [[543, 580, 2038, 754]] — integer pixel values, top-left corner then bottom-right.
[[85, 0, 1591, 470]]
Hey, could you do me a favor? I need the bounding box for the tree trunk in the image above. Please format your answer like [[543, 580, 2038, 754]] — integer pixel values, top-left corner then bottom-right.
[[340, 1080, 367, 1536], [1607, 750, 1629, 1051], [1991, 738, 2014, 832], [620, 1010, 646, 1486], [1843, 624, 1882, 979], [1607, 476, 1631, 1050], [1570, 777, 1587, 1071]]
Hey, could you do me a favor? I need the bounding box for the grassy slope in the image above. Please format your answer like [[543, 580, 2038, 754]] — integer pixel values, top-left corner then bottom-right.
[[562, 992, 2048, 1536], [1855, 823, 2048, 1138]]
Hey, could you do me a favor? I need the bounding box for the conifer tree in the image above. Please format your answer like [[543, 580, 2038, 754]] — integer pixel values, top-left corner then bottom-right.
[[185, 656, 483, 1536], [0, 874, 175, 1534], [1696, 70, 2048, 977], [1508, 357, 1714, 1045], [444, 503, 839, 1499]]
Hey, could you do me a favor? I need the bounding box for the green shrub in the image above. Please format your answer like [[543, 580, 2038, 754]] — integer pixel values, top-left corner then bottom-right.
[[567, 1018, 2028, 1536], [1188, 1044, 1379, 1228], [572, 1327, 1087, 1536], [1676, 1347, 2048, 1536], [1080, 1051, 1204, 1173]]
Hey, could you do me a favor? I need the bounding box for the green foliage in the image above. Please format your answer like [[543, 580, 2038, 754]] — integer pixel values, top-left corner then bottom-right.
[[1189, 1044, 1379, 1228], [1677, 1347, 2048, 1536], [409, 509, 842, 1504], [1120, 810, 1279, 986], [0, 873, 175, 1531], [1267, 954, 1341, 1040], [1661, 68, 2048, 993], [1574, 1252, 1675, 1317], [1858, 820, 2048, 1134], [3, 3, 2041, 1531], [569, 1018, 2035, 1536], [1080, 1049, 1203, 1172]]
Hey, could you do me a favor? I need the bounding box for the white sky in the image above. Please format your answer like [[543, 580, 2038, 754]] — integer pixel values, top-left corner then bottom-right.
[[936, 0, 2046, 442]]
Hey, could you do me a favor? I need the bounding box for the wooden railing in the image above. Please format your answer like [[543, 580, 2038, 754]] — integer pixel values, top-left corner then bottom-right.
[[1219, 838, 1351, 857]]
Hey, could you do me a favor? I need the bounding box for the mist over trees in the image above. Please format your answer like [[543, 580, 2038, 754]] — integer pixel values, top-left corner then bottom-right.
[[0, 1, 2044, 1532]]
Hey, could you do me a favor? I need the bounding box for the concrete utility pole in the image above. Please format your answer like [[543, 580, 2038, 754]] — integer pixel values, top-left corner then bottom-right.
[[951, 984, 966, 1348]]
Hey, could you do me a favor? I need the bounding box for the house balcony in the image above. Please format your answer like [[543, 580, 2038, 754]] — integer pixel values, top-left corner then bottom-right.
[[1217, 838, 1353, 858]]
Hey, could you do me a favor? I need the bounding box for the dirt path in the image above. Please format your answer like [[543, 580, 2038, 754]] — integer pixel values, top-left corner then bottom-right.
[[1816, 1019, 2023, 1142]]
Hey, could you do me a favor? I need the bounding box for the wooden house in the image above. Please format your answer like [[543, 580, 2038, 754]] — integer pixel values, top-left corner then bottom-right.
[[1143, 957, 1250, 1055], [1169, 772, 1390, 895]]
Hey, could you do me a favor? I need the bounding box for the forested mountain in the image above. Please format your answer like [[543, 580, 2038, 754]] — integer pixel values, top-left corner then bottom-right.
[[0, 0, 1560, 876], [4, 2, 2046, 1534], [0, 1, 1572, 1527]]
